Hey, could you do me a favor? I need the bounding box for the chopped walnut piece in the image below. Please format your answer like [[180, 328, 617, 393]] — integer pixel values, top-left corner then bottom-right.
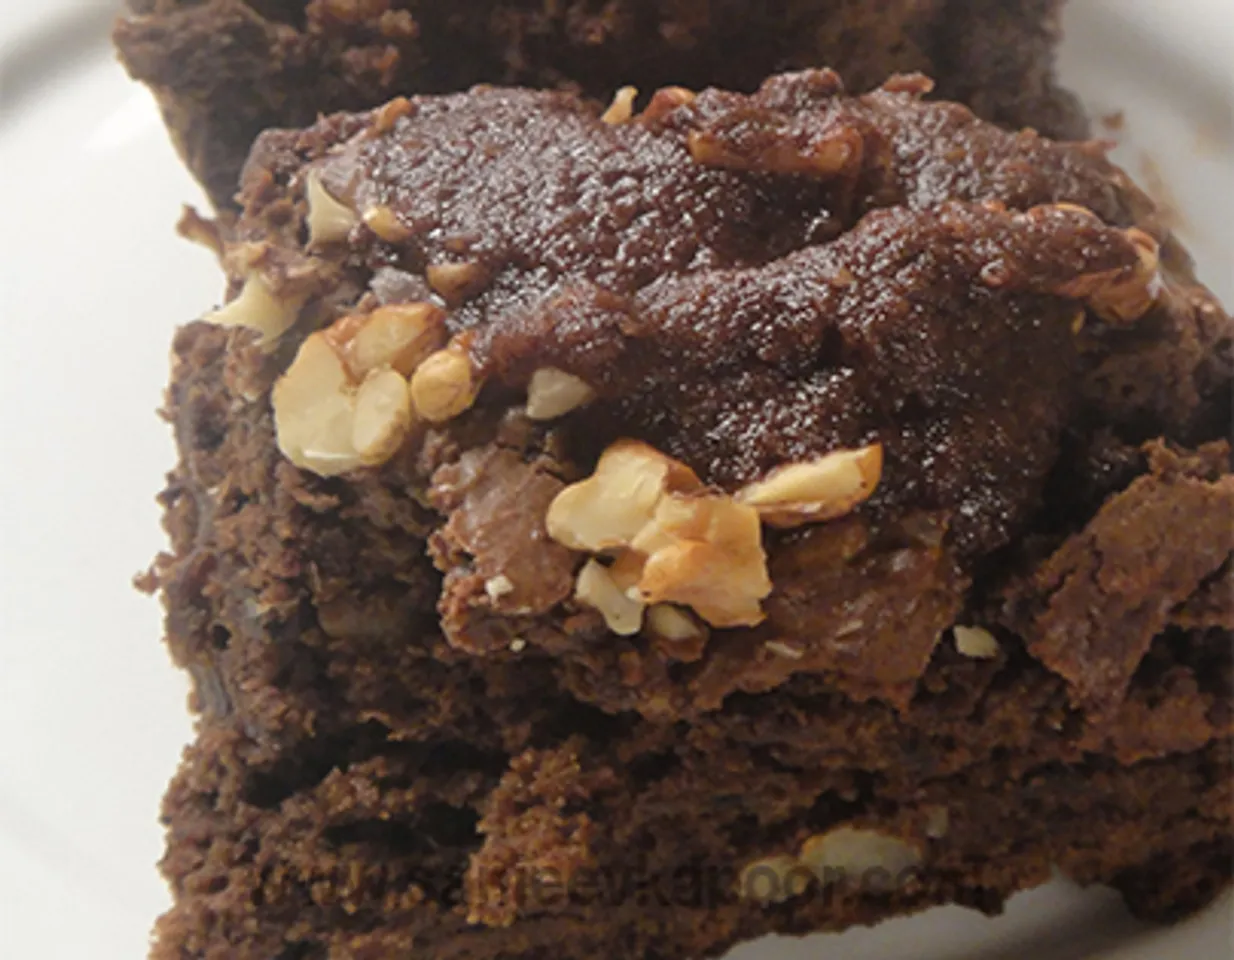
[[485, 575, 515, 601], [687, 126, 863, 178], [272, 307, 432, 475], [799, 827, 922, 888], [525, 368, 596, 420], [352, 368, 413, 464], [575, 559, 645, 635], [635, 493, 770, 628], [952, 625, 1000, 659], [1057, 226, 1162, 324], [601, 86, 638, 125], [372, 96, 414, 134], [547, 440, 772, 628], [362, 204, 412, 243], [410, 344, 480, 423], [645, 604, 705, 643], [304, 171, 358, 246], [342, 302, 447, 378], [426, 262, 490, 305], [765, 640, 804, 660], [272, 333, 366, 476], [546, 440, 701, 552], [641, 86, 696, 123], [735, 444, 883, 527], [204, 272, 304, 347]]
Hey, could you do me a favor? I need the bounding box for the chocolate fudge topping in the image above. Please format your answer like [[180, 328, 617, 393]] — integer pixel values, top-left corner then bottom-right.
[[144, 74, 1232, 959]]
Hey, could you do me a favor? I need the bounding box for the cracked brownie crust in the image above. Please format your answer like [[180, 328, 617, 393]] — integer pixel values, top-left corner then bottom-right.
[[114, 0, 1087, 208], [145, 74, 1232, 958]]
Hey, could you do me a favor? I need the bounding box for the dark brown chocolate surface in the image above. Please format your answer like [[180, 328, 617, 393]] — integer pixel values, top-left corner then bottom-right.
[[114, 0, 1087, 208], [145, 75, 1232, 959]]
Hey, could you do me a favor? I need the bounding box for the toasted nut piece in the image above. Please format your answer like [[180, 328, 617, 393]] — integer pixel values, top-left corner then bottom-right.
[[305, 171, 358, 246], [645, 604, 705, 643], [636, 494, 770, 628], [273, 333, 364, 476], [1057, 226, 1161, 324], [346, 302, 447, 378], [363, 204, 412, 243], [602, 86, 638, 125], [575, 559, 645, 635], [426, 262, 489, 305], [410, 345, 479, 422], [372, 96, 413, 134], [735, 444, 883, 528], [799, 828, 922, 888], [485, 575, 515, 601], [687, 127, 863, 178], [641, 86, 696, 123], [952, 625, 1000, 659], [525, 368, 596, 420], [546, 440, 702, 552], [352, 368, 413, 464], [205, 272, 303, 347], [765, 640, 804, 660], [739, 855, 810, 904]]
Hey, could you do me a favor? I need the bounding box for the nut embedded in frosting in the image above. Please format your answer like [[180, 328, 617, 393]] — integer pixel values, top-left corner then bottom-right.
[[735, 444, 883, 528], [546, 440, 771, 629], [410, 343, 481, 423], [546, 440, 702, 552], [340, 302, 447, 378], [525, 368, 596, 420], [271, 306, 452, 475], [304, 171, 359, 246], [601, 86, 639, 125]]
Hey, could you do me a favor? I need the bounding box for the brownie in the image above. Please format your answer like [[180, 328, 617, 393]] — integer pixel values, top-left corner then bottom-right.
[[113, 0, 1087, 209], [143, 74, 1233, 959]]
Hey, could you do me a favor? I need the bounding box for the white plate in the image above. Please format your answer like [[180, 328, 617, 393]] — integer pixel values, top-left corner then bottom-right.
[[0, 3, 1230, 958]]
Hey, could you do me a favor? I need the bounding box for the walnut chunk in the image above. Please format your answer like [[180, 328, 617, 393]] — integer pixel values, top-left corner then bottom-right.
[[352, 368, 413, 464], [525, 368, 596, 420], [634, 494, 770, 628], [304, 171, 358, 246], [1057, 226, 1162, 324], [601, 86, 638, 125], [575, 559, 645, 635], [687, 126, 863, 178], [272, 333, 365, 476], [273, 318, 420, 476], [641, 86, 696, 123], [735, 444, 883, 528], [410, 344, 480, 423], [362, 204, 412, 243], [645, 604, 705, 643], [547, 440, 771, 629], [204, 272, 303, 347], [799, 827, 922, 888], [546, 440, 701, 552], [426, 262, 490, 305], [952, 625, 1000, 659], [343, 302, 446, 378], [372, 96, 414, 134]]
